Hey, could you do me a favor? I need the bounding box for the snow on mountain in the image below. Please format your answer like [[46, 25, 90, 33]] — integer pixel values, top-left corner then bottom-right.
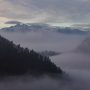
[[0, 23, 89, 35]]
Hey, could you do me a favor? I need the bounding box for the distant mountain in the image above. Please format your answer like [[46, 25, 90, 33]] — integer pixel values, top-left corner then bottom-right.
[[0, 23, 52, 32], [77, 37, 90, 53], [0, 35, 62, 75], [0, 23, 88, 34], [1, 24, 31, 32], [27, 23, 50, 29], [56, 27, 88, 35]]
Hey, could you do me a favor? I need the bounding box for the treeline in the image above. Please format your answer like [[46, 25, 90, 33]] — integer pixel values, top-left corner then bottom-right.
[[0, 35, 62, 75]]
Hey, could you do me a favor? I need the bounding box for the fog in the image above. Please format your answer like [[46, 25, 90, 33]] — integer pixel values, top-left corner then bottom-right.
[[0, 31, 86, 52], [51, 53, 90, 70], [0, 31, 90, 90]]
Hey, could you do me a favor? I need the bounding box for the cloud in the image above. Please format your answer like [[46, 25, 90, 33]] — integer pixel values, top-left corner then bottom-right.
[[5, 21, 22, 24], [0, 0, 90, 25]]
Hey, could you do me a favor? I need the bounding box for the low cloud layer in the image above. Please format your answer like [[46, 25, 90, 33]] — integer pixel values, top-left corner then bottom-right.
[[5, 21, 21, 24]]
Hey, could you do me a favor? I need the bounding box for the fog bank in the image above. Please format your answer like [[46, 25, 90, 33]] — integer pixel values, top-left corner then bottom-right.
[[0, 31, 90, 90], [0, 31, 86, 52]]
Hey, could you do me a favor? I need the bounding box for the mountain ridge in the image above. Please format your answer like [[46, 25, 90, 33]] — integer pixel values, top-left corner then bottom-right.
[[0, 23, 88, 34], [77, 37, 90, 53]]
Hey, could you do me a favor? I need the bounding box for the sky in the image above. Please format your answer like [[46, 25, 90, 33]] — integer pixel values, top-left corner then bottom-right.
[[0, 0, 90, 27]]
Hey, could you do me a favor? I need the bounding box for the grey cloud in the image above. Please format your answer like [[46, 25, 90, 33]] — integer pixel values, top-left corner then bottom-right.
[[0, 0, 90, 24], [5, 21, 22, 24]]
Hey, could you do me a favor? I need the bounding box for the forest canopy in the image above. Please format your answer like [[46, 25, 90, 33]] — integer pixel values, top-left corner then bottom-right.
[[0, 35, 62, 75]]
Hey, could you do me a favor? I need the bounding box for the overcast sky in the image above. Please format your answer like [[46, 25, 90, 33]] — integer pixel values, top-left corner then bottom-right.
[[0, 0, 90, 27]]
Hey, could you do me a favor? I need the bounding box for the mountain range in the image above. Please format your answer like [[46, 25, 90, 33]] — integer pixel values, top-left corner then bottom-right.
[[0, 23, 88, 34]]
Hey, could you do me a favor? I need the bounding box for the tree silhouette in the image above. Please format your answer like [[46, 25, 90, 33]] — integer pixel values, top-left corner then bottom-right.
[[0, 35, 62, 75]]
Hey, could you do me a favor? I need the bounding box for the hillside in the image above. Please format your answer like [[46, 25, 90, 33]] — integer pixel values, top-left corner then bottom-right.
[[77, 37, 90, 53], [0, 35, 62, 75]]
